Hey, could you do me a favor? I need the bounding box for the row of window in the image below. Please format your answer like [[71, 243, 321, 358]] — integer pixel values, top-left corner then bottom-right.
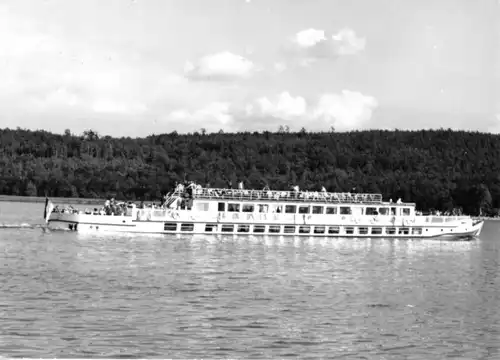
[[164, 222, 424, 235], [212, 203, 412, 216]]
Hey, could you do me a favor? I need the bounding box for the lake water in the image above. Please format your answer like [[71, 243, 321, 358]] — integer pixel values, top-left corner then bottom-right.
[[0, 201, 499, 359]]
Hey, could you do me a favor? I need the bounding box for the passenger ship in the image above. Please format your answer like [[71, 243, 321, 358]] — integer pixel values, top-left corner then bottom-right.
[[46, 185, 484, 239]]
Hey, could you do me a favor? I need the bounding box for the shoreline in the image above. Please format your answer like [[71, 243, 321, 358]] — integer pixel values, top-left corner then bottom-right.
[[0, 195, 104, 205]]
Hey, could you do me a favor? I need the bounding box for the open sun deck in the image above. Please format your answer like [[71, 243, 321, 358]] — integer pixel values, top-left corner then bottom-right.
[[184, 187, 386, 204]]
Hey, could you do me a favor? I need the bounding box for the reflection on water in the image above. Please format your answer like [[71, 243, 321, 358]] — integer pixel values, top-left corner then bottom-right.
[[0, 202, 499, 358]]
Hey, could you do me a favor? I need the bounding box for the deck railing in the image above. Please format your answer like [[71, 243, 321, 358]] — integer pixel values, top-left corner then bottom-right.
[[188, 187, 384, 204]]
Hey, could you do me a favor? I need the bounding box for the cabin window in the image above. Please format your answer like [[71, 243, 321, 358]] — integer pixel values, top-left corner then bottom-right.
[[258, 204, 268, 213], [299, 225, 311, 234], [371, 227, 382, 235], [402, 208, 411, 216], [269, 225, 281, 233], [398, 227, 410, 235], [326, 207, 337, 215], [340, 207, 351, 215], [284, 225, 295, 234], [195, 202, 209, 211], [228, 203, 240, 212], [412, 227, 422, 235], [237, 224, 250, 233], [328, 226, 340, 234], [273, 205, 283, 213], [359, 227, 369, 235], [365, 207, 378, 215], [205, 224, 217, 232], [285, 205, 297, 214], [164, 222, 177, 231], [218, 202, 226, 212], [314, 226, 325, 234], [379, 207, 389, 215], [345, 227, 354, 234], [242, 204, 254, 213], [298, 206, 310, 214], [312, 206, 323, 214], [253, 225, 265, 233], [390, 207, 397, 215], [221, 224, 234, 232], [180, 223, 194, 232], [386, 227, 396, 235]]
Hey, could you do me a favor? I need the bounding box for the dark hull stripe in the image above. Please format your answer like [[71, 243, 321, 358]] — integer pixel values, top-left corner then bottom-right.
[[50, 218, 466, 229]]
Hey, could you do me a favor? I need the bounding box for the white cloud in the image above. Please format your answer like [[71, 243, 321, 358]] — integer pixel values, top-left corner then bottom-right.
[[294, 28, 327, 48], [285, 27, 365, 66], [331, 28, 366, 55], [247, 92, 307, 120], [312, 90, 378, 131], [0, 4, 243, 135], [274, 62, 287, 73], [184, 51, 255, 81], [0, 7, 161, 117], [167, 102, 234, 132], [244, 90, 377, 131]]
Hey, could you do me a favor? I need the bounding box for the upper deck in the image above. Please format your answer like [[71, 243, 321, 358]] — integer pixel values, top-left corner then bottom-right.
[[185, 187, 385, 205]]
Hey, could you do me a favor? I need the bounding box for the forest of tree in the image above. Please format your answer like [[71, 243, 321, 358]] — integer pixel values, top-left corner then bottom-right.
[[0, 127, 499, 216]]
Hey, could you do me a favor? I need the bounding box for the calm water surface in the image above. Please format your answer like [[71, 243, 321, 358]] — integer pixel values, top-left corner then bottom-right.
[[1, 201, 500, 359]]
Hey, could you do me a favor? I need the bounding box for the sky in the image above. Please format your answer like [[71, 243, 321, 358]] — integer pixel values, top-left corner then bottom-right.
[[0, 0, 498, 136]]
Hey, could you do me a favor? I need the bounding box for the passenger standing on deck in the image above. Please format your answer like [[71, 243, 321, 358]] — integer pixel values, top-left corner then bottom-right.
[[104, 199, 110, 214], [238, 181, 244, 190], [186, 181, 195, 198]]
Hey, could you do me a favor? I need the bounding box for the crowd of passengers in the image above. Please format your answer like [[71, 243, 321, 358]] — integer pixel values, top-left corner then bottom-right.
[[52, 198, 166, 216], [171, 180, 387, 204]]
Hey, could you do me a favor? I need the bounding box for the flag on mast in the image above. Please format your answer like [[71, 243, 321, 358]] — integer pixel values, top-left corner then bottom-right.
[[44, 197, 54, 223]]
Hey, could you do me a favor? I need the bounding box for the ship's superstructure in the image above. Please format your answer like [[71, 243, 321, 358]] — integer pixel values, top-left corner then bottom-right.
[[47, 186, 484, 239]]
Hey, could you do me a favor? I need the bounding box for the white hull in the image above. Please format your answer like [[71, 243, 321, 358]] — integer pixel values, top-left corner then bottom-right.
[[48, 210, 484, 240]]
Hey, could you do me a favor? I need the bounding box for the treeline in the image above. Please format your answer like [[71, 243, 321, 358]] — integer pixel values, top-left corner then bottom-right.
[[0, 127, 499, 215]]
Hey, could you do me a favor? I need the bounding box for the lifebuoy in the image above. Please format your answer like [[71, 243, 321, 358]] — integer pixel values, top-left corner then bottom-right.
[[171, 211, 179, 220]]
